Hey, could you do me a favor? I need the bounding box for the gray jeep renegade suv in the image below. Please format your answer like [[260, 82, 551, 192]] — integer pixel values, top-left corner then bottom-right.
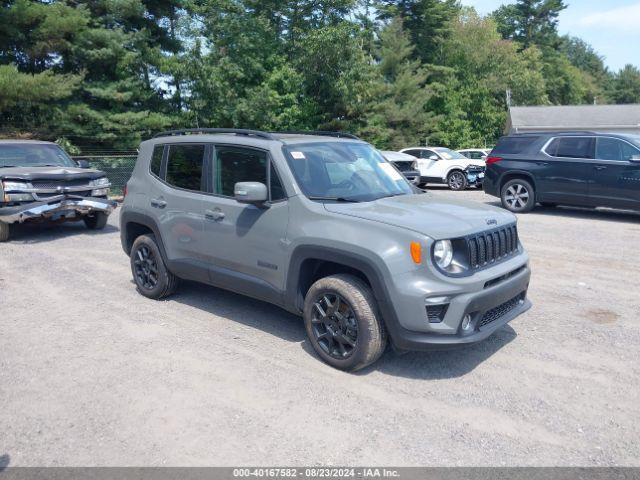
[[120, 129, 532, 371]]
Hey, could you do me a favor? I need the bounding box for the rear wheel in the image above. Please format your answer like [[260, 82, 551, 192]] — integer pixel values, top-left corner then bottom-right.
[[130, 234, 178, 299], [0, 221, 10, 242], [84, 212, 109, 230], [303, 274, 387, 372], [447, 171, 467, 191], [501, 178, 536, 213]]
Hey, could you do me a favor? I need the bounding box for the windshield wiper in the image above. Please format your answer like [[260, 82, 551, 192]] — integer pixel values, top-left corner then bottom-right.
[[307, 196, 361, 203]]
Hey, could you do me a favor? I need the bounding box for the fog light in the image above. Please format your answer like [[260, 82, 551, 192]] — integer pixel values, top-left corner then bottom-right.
[[461, 314, 472, 331]]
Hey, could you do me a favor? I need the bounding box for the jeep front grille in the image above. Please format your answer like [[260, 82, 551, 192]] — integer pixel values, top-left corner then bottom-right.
[[467, 224, 519, 269]]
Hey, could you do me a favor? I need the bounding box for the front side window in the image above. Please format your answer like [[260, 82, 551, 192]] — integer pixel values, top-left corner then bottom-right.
[[284, 141, 413, 202], [165, 144, 205, 191], [214, 146, 285, 201], [547, 137, 594, 159], [0, 144, 76, 168], [596, 138, 640, 161]]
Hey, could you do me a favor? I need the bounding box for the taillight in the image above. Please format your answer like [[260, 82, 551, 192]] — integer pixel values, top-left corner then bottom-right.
[[486, 156, 502, 165]]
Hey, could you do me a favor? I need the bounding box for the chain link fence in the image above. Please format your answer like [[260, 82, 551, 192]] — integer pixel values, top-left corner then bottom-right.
[[73, 154, 137, 197]]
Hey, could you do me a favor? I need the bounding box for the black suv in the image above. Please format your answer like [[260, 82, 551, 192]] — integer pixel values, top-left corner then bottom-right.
[[483, 132, 640, 213]]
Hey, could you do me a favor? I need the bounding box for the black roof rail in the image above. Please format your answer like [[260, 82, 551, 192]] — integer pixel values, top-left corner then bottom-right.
[[273, 130, 361, 140], [513, 130, 598, 136], [153, 128, 276, 140]]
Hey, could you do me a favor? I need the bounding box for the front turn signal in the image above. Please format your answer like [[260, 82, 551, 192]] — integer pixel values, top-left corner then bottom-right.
[[410, 242, 422, 264]]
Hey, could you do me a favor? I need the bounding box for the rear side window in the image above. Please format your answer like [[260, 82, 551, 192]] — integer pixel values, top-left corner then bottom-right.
[[165, 144, 205, 191], [596, 138, 640, 161], [546, 137, 594, 159], [150, 145, 164, 177], [493, 136, 540, 155]]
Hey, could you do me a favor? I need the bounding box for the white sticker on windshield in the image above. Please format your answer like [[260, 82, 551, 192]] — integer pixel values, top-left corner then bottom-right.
[[290, 151, 306, 159], [379, 162, 403, 181]]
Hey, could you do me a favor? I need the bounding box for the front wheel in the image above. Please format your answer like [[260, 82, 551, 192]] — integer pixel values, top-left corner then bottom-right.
[[84, 211, 109, 230], [303, 274, 387, 372], [501, 179, 536, 213], [0, 221, 10, 242], [447, 171, 467, 191]]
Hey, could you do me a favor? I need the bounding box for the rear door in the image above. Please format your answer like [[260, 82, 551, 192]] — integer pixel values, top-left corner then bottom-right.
[[589, 137, 640, 210], [537, 136, 593, 205], [200, 145, 289, 296], [153, 143, 208, 265]]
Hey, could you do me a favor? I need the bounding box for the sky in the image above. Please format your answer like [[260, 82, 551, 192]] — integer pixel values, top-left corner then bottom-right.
[[460, 0, 640, 72]]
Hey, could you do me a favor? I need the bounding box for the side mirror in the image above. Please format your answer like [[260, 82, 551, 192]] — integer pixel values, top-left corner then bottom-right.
[[429, 155, 439, 161], [630, 155, 640, 164], [76, 159, 90, 169], [234, 182, 268, 206]]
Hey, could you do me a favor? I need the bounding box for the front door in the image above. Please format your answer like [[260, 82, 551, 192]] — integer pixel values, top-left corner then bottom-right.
[[536, 136, 593, 205], [589, 137, 640, 210], [201, 145, 289, 300]]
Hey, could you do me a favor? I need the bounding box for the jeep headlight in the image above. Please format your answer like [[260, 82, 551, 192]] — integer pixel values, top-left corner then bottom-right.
[[2, 181, 30, 191], [433, 240, 454, 269]]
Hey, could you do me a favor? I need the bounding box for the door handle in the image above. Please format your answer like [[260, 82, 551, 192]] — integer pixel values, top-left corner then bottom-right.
[[537, 161, 549, 166], [205, 209, 225, 221], [594, 166, 607, 171], [150, 198, 167, 208]]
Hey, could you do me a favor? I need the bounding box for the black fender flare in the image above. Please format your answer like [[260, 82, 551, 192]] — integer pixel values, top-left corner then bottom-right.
[[120, 210, 169, 264], [284, 245, 402, 339]]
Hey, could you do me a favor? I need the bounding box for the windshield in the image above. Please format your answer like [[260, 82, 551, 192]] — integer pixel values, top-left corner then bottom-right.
[[284, 142, 414, 202], [434, 148, 468, 160], [0, 144, 76, 168]]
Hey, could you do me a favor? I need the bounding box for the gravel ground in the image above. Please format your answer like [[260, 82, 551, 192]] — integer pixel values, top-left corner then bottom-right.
[[0, 188, 639, 467]]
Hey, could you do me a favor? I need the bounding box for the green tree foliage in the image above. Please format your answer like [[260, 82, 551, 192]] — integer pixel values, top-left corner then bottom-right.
[[492, 0, 566, 49], [432, 9, 547, 148], [0, 0, 638, 151], [609, 65, 640, 104], [376, 0, 458, 64], [356, 18, 437, 149]]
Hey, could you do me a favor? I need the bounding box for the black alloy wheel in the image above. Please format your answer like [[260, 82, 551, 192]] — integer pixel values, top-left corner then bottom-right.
[[310, 293, 358, 360], [133, 244, 159, 290]]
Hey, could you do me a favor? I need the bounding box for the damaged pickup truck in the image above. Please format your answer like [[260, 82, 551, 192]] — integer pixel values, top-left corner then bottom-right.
[[0, 140, 116, 242]]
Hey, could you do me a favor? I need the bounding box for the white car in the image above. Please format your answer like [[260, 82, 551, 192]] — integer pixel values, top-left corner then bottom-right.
[[457, 148, 491, 160], [400, 146, 486, 190]]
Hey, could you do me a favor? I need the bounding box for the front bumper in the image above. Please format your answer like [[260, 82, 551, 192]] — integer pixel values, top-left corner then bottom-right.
[[401, 170, 421, 185], [0, 197, 116, 224], [384, 259, 532, 351]]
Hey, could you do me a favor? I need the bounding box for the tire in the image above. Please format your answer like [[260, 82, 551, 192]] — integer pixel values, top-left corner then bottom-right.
[[130, 234, 178, 299], [501, 178, 536, 213], [84, 212, 109, 230], [303, 274, 387, 372], [447, 170, 467, 191], [0, 221, 10, 242]]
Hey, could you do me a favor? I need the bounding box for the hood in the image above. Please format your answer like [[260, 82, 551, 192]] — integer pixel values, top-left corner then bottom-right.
[[323, 193, 516, 239], [0, 166, 105, 182]]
